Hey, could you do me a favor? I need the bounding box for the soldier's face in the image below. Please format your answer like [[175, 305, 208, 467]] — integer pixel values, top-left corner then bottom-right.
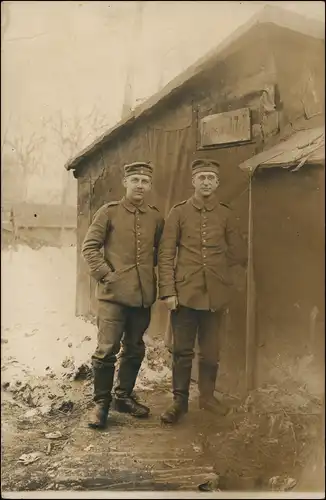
[[192, 171, 219, 197], [123, 174, 152, 202]]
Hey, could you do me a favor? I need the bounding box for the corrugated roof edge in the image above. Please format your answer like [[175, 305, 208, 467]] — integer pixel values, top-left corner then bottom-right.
[[239, 126, 325, 174], [65, 5, 325, 173]]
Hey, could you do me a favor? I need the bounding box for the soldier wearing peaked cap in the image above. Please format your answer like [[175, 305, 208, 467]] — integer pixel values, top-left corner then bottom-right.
[[82, 161, 164, 429], [158, 158, 247, 424]]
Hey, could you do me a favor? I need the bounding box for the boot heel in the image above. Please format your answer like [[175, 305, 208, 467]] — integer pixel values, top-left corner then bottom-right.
[[160, 402, 188, 424], [113, 396, 150, 418], [88, 404, 109, 429]]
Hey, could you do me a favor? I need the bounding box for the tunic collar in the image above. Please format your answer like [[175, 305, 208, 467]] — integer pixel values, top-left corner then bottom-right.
[[191, 195, 218, 211], [121, 197, 148, 213]]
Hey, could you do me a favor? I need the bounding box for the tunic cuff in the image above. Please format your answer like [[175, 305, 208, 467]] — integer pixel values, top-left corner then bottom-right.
[[159, 284, 177, 299]]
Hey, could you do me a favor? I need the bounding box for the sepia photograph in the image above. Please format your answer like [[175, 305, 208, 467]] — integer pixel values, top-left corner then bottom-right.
[[1, 1, 325, 498]]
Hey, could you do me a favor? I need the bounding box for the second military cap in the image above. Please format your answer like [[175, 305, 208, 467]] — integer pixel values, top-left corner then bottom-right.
[[191, 158, 220, 177]]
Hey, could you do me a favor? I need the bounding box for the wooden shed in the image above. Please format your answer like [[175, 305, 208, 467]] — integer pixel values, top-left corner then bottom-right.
[[66, 6, 324, 397]]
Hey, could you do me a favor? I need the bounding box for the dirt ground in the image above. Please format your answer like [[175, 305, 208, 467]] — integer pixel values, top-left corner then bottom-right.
[[1, 244, 325, 496], [1, 377, 325, 495]]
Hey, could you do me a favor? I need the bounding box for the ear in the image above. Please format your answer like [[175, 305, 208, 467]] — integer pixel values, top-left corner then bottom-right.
[[122, 177, 127, 188], [191, 176, 196, 187]]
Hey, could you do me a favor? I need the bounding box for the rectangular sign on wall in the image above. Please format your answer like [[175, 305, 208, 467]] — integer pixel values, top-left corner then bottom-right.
[[199, 107, 251, 147]]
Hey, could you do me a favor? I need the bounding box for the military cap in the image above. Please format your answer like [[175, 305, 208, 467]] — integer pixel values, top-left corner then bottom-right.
[[124, 161, 153, 178], [191, 158, 220, 177]]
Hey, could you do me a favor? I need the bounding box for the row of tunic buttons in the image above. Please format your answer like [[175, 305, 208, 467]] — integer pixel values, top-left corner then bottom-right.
[[202, 209, 207, 266], [136, 211, 141, 264]]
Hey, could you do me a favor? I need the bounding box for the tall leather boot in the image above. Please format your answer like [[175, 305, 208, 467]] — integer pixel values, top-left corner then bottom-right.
[[198, 361, 229, 416], [160, 356, 192, 424], [113, 357, 150, 418], [88, 360, 115, 429]]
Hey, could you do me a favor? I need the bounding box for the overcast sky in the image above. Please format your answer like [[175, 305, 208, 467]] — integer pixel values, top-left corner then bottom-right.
[[1, 0, 324, 203]]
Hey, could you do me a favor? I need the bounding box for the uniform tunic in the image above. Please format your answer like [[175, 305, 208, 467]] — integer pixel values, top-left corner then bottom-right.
[[82, 197, 164, 308], [158, 195, 247, 311]]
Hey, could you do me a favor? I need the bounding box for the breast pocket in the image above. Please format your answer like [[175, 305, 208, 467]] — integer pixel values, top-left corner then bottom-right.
[[183, 227, 198, 245], [205, 223, 227, 251]]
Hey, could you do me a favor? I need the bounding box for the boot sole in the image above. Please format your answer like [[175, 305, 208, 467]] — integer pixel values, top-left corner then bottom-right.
[[88, 421, 107, 429], [160, 417, 177, 425], [160, 412, 187, 425], [112, 404, 150, 418], [112, 399, 150, 418], [115, 408, 150, 419]]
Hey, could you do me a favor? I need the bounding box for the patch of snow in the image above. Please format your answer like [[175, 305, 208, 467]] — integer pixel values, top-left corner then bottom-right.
[[1, 245, 171, 391]]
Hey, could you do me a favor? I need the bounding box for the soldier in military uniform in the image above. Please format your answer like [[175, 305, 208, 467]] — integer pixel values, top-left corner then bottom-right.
[[158, 158, 247, 424], [82, 162, 164, 429]]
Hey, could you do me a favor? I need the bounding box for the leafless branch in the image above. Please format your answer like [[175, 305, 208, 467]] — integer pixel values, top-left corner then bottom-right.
[[46, 107, 109, 159], [6, 132, 45, 175]]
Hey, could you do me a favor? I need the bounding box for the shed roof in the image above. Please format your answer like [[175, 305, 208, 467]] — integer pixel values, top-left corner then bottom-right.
[[238, 126, 325, 174], [66, 5, 325, 173]]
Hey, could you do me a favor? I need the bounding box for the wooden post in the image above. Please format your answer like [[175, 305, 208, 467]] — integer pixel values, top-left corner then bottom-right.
[[245, 169, 256, 392]]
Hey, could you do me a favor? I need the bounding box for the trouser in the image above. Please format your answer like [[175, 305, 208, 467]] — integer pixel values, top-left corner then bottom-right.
[[170, 305, 224, 406], [91, 300, 151, 406]]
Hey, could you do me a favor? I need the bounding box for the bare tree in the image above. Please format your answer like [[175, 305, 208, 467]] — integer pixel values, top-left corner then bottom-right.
[[44, 107, 110, 245], [4, 131, 45, 247], [1, 113, 12, 160], [45, 106, 109, 160], [6, 132, 45, 202]]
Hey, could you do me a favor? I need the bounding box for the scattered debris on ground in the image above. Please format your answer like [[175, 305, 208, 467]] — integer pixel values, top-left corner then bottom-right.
[[18, 452, 44, 466], [1, 244, 324, 493]]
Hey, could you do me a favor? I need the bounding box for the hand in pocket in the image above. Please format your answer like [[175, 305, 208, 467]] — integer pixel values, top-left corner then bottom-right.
[[100, 271, 115, 284]]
